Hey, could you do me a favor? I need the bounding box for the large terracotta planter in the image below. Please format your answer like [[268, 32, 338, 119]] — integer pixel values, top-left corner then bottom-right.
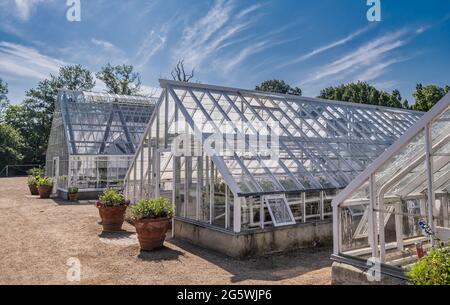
[[68, 193, 79, 201], [135, 217, 171, 251], [28, 184, 39, 196], [38, 186, 53, 199], [98, 206, 127, 231]]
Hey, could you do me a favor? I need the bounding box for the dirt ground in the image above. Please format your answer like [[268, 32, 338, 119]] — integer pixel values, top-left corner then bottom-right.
[[0, 177, 332, 285]]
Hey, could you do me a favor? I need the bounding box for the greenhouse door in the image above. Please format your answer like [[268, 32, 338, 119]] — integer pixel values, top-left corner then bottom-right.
[[52, 157, 59, 194], [154, 149, 173, 200]]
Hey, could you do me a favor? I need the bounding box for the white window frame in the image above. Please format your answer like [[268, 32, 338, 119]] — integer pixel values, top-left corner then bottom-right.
[[263, 194, 296, 227]]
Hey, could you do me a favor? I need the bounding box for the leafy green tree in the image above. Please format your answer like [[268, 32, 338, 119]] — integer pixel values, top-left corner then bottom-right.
[[0, 78, 10, 123], [412, 84, 449, 112], [255, 79, 302, 96], [0, 123, 24, 171], [5, 65, 95, 165], [26, 65, 95, 118], [96, 64, 141, 95], [318, 81, 406, 109], [4, 103, 48, 165]]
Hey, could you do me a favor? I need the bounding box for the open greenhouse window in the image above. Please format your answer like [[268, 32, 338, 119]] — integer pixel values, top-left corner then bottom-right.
[[263, 195, 296, 227]]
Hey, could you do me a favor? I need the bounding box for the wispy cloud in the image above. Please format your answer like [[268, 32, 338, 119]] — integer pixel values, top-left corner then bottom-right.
[[0, 41, 65, 79], [91, 39, 117, 51], [12, 0, 49, 21], [173, 0, 264, 70], [278, 26, 371, 69], [135, 30, 166, 68], [372, 80, 399, 91], [236, 2, 268, 19], [58, 38, 126, 67], [221, 35, 301, 73], [300, 29, 409, 86], [354, 58, 403, 82]]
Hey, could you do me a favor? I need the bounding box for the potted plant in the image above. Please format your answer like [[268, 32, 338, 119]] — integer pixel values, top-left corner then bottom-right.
[[27, 175, 40, 195], [128, 197, 173, 251], [96, 189, 129, 232], [27, 168, 44, 195], [68, 186, 79, 201], [36, 176, 53, 199]]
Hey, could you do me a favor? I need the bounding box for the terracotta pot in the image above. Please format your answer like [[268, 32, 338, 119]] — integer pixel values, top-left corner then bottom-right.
[[28, 184, 39, 196], [98, 206, 127, 232], [135, 217, 171, 251], [68, 192, 79, 201], [38, 186, 53, 199]]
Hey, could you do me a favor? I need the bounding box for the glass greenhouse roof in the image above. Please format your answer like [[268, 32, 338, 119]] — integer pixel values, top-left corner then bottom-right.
[[331, 91, 450, 265], [58, 90, 156, 155], [158, 80, 424, 196], [334, 93, 450, 205]]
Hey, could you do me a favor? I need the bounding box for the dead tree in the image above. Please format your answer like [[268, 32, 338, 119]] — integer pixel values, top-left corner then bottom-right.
[[171, 60, 194, 82]]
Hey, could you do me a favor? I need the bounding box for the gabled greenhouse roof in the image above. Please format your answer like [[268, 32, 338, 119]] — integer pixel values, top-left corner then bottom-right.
[[160, 80, 424, 196], [333, 92, 450, 206], [58, 90, 156, 156]]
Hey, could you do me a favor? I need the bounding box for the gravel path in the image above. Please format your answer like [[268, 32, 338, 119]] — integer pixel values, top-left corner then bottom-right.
[[0, 177, 332, 285]]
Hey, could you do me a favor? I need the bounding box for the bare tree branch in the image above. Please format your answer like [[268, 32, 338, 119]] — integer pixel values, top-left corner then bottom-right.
[[171, 60, 194, 82]]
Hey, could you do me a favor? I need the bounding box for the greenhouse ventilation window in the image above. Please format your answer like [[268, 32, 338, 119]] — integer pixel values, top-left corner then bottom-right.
[[263, 195, 296, 227]]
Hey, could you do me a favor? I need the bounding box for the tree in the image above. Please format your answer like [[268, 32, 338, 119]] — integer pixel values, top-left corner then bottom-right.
[[171, 60, 195, 82], [5, 65, 95, 165], [57, 64, 96, 91], [25, 65, 95, 123], [4, 102, 49, 165], [96, 64, 141, 95], [255, 79, 302, 96], [0, 78, 10, 123], [318, 82, 406, 109], [412, 84, 449, 112], [0, 123, 24, 171]]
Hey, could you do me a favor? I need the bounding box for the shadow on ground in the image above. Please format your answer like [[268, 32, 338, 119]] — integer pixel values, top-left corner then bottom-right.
[[138, 247, 184, 262], [166, 237, 332, 283], [98, 230, 135, 239], [51, 197, 95, 206]]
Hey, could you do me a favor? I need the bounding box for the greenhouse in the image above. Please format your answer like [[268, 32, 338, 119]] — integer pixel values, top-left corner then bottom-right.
[[125, 80, 423, 257], [45, 90, 156, 199], [332, 93, 450, 283]]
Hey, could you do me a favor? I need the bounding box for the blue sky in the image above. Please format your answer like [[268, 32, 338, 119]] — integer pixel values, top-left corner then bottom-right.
[[0, 0, 449, 104]]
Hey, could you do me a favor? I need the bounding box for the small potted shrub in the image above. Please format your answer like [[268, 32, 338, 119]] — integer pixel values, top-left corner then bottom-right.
[[27, 168, 44, 195], [27, 175, 40, 195], [128, 197, 173, 251], [96, 189, 129, 232], [68, 186, 79, 201], [406, 246, 450, 285], [36, 176, 53, 199]]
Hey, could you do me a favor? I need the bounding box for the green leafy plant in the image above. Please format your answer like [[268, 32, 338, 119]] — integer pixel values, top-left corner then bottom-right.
[[97, 188, 125, 207], [128, 197, 173, 221], [406, 246, 450, 285], [27, 175, 39, 186], [36, 176, 53, 187], [27, 167, 44, 177], [68, 186, 78, 194]]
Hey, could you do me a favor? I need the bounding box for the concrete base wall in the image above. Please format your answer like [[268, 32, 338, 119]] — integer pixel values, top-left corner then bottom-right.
[[331, 262, 408, 285], [174, 219, 333, 258], [56, 189, 102, 201]]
